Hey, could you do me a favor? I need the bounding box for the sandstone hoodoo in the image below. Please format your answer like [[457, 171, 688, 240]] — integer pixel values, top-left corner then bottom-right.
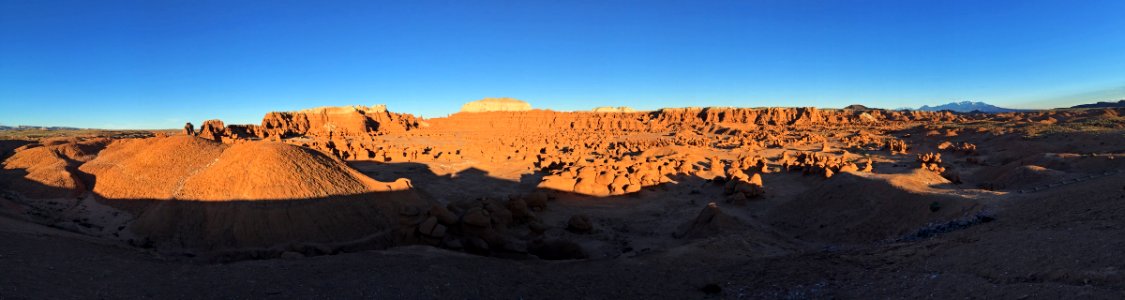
[[197, 119, 227, 142], [459, 97, 533, 113], [182, 122, 195, 135]]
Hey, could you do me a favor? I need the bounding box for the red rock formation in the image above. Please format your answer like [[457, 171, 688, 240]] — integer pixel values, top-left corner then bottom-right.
[[461, 98, 532, 112], [938, 141, 978, 155], [258, 105, 422, 138], [183, 122, 195, 135], [197, 119, 227, 142], [724, 170, 764, 204], [886, 139, 908, 155]]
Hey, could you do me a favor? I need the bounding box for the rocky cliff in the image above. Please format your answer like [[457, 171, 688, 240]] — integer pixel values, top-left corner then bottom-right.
[[460, 98, 533, 113]]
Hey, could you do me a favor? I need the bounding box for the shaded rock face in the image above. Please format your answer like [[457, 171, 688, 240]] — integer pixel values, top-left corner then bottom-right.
[[183, 122, 195, 135], [528, 239, 587, 260], [460, 98, 532, 113], [675, 202, 740, 239]]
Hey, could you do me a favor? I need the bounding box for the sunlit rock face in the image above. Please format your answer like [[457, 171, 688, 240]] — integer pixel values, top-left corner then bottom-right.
[[460, 97, 533, 113], [252, 105, 422, 138], [592, 106, 637, 113]]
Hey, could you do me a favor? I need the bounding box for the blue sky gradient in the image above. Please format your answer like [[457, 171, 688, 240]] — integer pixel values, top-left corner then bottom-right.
[[2, 0, 1124, 128]]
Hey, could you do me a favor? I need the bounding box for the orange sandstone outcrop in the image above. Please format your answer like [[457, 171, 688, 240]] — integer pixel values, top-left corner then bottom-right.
[[258, 105, 422, 138], [591, 106, 638, 113], [197, 119, 228, 142], [460, 97, 533, 113], [917, 152, 945, 173], [183, 122, 195, 135], [886, 139, 908, 155]]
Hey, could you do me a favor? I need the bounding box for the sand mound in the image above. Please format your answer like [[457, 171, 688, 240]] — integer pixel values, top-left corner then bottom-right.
[[176, 142, 402, 200], [675, 202, 742, 239], [75, 136, 428, 252], [126, 191, 423, 252], [79, 136, 227, 200], [987, 165, 1066, 190], [1, 138, 108, 199], [82, 136, 409, 201], [767, 170, 983, 243], [460, 97, 532, 113]]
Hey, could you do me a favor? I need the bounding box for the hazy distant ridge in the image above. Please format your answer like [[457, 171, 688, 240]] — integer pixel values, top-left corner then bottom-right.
[[917, 101, 1023, 113], [0, 125, 83, 131], [1070, 100, 1125, 109]]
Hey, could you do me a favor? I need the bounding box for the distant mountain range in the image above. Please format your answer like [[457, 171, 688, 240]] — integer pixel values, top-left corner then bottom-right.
[[917, 101, 1023, 113], [0, 125, 83, 131], [1070, 100, 1125, 109]]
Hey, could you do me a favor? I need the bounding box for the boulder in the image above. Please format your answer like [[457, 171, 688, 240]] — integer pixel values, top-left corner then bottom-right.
[[461, 207, 492, 227]]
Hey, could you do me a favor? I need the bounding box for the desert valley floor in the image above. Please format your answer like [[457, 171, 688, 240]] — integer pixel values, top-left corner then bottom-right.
[[2, 99, 1125, 298]]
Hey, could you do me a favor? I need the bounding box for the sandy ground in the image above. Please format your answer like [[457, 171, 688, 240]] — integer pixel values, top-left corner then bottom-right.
[[2, 169, 1124, 299]]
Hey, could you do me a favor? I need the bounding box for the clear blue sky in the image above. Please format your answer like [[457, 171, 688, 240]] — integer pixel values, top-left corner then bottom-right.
[[3, 0, 1124, 129]]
